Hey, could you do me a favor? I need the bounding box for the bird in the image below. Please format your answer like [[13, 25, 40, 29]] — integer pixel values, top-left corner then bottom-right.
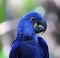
[[9, 12, 49, 58]]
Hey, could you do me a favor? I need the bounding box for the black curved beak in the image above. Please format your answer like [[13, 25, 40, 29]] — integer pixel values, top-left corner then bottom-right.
[[34, 19, 47, 33]]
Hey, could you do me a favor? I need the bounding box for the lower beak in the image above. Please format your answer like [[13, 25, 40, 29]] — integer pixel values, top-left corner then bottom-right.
[[34, 19, 47, 34], [34, 25, 44, 33]]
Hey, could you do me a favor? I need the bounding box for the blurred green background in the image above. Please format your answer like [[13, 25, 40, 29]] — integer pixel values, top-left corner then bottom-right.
[[0, 0, 60, 58]]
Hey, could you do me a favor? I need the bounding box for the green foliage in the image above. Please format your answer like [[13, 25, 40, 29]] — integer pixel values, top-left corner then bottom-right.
[[0, 0, 6, 23], [0, 38, 2, 50], [0, 50, 7, 58], [13, 0, 36, 18], [24, 0, 35, 12]]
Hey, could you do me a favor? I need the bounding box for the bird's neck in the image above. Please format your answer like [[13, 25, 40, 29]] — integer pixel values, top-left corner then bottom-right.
[[16, 33, 38, 43], [16, 20, 38, 43]]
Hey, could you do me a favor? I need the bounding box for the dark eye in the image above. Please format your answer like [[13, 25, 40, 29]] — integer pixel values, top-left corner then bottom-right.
[[30, 17, 34, 21]]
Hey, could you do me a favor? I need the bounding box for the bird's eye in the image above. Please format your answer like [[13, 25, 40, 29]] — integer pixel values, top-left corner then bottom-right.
[[30, 17, 34, 21]]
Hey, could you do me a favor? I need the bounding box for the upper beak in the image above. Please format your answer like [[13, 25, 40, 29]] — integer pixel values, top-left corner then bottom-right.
[[34, 19, 47, 33]]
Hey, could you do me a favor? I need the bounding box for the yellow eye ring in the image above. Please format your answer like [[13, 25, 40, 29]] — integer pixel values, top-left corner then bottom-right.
[[30, 17, 34, 21]]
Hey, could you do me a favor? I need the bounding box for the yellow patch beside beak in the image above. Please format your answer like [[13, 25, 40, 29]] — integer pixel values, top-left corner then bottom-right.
[[34, 22, 37, 29]]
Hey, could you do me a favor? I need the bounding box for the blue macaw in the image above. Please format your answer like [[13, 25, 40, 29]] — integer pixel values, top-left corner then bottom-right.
[[9, 12, 49, 58]]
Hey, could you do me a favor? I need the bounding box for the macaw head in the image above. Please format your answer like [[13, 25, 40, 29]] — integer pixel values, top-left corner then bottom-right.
[[17, 12, 47, 40]]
